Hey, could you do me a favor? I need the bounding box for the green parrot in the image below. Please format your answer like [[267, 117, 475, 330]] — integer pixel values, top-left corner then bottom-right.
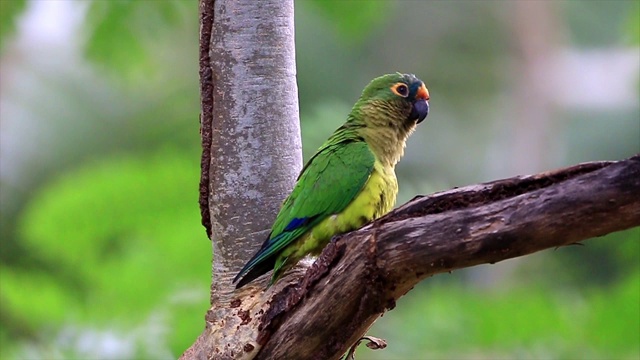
[[233, 73, 430, 288]]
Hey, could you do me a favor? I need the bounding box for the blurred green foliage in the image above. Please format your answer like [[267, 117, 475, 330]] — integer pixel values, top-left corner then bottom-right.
[[0, 0, 638, 359], [363, 265, 640, 359], [305, 0, 392, 43], [0, 0, 26, 52], [84, 0, 192, 82], [625, 1, 640, 45], [564, 0, 636, 46], [2, 152, 209, 358]]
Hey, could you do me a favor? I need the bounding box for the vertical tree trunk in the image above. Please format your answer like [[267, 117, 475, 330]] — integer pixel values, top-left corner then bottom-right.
[[201, 0, 301, 303], [185, 0, 301, 357]]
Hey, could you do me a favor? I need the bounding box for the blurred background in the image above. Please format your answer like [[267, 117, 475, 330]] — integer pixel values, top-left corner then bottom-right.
[[0, 0, 638, 359]]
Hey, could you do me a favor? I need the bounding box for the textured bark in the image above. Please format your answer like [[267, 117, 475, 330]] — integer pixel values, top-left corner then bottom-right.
[[201, 0, 301, 306], [184, 0, 301, 358], [198, 0, 214, 240]]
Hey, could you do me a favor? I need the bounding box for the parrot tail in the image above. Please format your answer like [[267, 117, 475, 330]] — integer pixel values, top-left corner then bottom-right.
[[234, 257, 275, 289]]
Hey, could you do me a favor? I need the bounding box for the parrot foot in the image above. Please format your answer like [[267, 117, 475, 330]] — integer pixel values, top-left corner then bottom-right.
[[342, 335, 387, 360]]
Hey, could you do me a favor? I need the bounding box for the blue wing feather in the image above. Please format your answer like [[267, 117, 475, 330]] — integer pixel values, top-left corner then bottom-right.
[[284, 217, 312, 232]]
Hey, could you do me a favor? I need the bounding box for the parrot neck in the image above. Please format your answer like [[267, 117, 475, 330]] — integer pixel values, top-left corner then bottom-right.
[[360, 127, 411, 167], [350, 104, 416, 167]]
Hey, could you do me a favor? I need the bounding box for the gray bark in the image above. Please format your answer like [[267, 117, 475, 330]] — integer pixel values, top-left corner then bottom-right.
[[198, 0, 301, 306], [186, 0, 301, 358]]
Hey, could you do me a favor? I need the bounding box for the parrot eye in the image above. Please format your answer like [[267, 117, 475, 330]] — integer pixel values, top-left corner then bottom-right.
[[391, 83, 409, 98]]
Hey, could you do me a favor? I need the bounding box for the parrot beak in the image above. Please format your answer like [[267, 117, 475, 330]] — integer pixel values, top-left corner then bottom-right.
[[411, 99, 429, 124], [410, 83, 430, 124]]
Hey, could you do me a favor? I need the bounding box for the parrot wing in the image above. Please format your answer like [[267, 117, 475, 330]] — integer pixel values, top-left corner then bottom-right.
[[233, 137, 375, 287]]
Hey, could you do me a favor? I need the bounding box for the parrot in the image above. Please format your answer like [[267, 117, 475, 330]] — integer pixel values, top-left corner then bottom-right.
[[233, 73, 430, 288]]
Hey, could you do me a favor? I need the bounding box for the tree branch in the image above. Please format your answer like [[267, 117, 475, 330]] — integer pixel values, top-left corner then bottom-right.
[[256, 154, 640, 359]]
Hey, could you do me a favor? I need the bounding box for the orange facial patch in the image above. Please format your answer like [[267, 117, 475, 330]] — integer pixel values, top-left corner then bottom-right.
[[416, 83, 430, 100]]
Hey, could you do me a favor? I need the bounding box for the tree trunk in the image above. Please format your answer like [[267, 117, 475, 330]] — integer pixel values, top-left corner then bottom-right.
[[197, 0, 301, 306], [182, 1, 640, 359], [186, 0, 302, 358]]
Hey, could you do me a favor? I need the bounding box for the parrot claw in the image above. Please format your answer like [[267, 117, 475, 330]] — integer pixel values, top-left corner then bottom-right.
[[342, 335, 387, 360]]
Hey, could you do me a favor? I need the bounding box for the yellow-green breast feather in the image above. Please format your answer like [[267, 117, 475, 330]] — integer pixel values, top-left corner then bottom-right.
[[280, 158, 398, 265]]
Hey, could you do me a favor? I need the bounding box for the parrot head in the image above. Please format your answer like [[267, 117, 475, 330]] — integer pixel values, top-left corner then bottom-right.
[[357, 73, 430, 127]]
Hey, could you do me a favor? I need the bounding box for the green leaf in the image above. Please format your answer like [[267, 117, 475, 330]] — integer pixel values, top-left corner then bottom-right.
[[0, 0, 27, 53]]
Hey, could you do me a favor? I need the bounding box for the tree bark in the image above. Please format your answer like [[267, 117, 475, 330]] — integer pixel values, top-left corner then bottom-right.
[[197, 0, 301, 307], [185, 0, 302, 358], [183, 0, 640, 359]]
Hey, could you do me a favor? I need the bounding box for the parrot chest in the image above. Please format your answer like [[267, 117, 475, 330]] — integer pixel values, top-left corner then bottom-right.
[[303, 161, 397, 254], [365, 161, 398, 218]]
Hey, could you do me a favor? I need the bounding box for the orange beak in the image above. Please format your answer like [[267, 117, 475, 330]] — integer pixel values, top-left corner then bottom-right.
[[411, 83, 430, 124], [416, 83, 430, 101]]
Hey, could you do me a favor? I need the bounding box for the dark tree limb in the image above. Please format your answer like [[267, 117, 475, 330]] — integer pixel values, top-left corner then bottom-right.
[[255, 154, 640, 359]]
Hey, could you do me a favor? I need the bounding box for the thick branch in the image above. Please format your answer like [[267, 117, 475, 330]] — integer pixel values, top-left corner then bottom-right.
[[256, 155, 640, 359]]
